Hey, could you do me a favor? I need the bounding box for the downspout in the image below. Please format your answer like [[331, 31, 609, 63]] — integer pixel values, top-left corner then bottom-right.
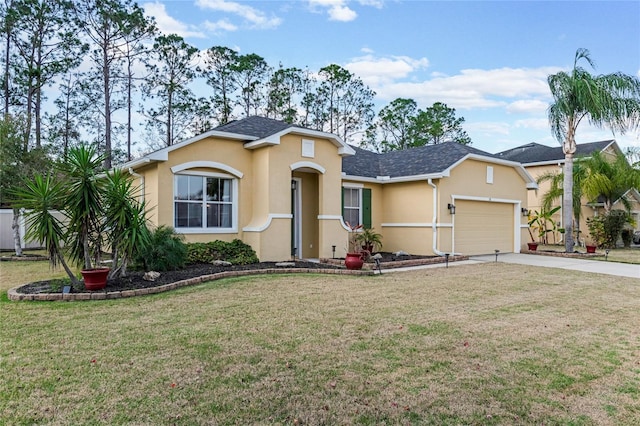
[[128, 168, 145, 203], [428, 178, 447, 256]]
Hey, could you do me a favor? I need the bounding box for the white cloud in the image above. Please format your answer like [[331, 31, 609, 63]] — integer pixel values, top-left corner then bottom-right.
[[195, 0, 282, 29], [344, 54, 429, 86], [513, 118, 550, 130], [358, 0, 384, 7], [308, 0, 357, 22], [142, 2, 205, 38], [506, 99, 548, 114], [465, 121, 511, 136], [203, 19, 238, 32]]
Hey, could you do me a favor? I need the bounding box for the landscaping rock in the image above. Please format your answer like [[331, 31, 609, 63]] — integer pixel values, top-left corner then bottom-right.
[[275, 262, 296, 267], [394, 250, 409, 257], [143, 271, 161, 281], [211, 260, 232, 266]]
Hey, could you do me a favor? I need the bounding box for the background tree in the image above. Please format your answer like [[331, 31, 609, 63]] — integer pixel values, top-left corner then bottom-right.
[[0, 0, 16, 116], [0, 114, 51, 255], [266, 65, 303, 123], [75, 0, 147, 169], [547, 48, 640, 252], [142, 34, 199, 147], [412, 102, 471, 146], [233, 53, 269, 117], [366, 98, 418, 152], [202, 46, 238, 125], [314, 64, 375, 142], [9, 0, 84, 149], [581, 151, 640, 212], [44, 71, 84, 157]]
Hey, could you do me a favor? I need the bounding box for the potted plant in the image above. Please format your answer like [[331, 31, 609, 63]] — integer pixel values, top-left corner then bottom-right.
[[15, 145, 149, 291], [344, 222, 364, 270], [354, 227, 383, 254], [527, 206, 561, 250]]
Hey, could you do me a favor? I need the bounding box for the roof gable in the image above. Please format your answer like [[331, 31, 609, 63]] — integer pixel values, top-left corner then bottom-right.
[[495, 140, 617, 164]]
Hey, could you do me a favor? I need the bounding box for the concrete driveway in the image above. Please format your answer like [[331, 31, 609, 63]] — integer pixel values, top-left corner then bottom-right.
[[471, 253, 640, 279]]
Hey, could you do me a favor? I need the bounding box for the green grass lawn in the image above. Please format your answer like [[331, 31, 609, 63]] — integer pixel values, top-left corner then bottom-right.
[[2, 261, 640, 424]]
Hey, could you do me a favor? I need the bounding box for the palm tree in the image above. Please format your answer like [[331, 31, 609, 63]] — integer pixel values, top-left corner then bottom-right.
[[582, 151, 640, 212], [537, 160, 587, 241], [547, 48, 640, 252]]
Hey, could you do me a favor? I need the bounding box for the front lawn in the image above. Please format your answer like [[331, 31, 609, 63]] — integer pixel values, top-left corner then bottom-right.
[[2, 263, 639, 424]]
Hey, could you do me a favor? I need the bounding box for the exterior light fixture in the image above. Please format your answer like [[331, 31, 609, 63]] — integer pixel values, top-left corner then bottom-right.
[[521, 207, 529, 217], [331, 245, 336, 259], [447, 203, 456, 215], [494, 249, 500, 262]]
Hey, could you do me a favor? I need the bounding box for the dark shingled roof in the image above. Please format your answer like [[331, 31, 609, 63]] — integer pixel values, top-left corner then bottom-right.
[[495, 140, 614, 164], [214, 116, 294, 139], [343, 142, 502, 178]]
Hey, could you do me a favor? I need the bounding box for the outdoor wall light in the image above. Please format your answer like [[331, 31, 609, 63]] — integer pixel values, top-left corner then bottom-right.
[[521, 207, 529, 217], [447, 203, 456, 215], [331, 245, 336, 259]]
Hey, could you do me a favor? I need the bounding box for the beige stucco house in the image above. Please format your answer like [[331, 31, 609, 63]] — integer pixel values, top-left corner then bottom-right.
[[496, 140, 640, 245], [122, 116, 537, 261]]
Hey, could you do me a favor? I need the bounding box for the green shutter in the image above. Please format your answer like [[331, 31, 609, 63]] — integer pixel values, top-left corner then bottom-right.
[[362, 188, 372, 229]]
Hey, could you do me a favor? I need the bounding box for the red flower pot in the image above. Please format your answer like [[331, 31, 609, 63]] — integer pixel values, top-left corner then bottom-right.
[[527, 242, 538, 251], [586, 245, 596, 254], [81, 268, 110, 291], [344, 252, 364, 270]]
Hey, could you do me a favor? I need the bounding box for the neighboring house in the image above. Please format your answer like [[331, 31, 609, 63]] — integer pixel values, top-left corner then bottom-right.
[[496, 140, 640, 244], [121, 116, 537, 261]]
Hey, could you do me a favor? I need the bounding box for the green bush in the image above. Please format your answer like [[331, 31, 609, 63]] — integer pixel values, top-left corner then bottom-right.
[[134, 225, 187, 271], [621, 229, 633, 248], [587, 210, 628, 249], [186, 239, 258, 265]]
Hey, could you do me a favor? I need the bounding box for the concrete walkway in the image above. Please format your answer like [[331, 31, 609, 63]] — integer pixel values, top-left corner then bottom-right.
[[470, 253, 640, 279]]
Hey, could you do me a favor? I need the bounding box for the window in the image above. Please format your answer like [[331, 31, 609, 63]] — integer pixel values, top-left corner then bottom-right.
[[342, 187, 371, 228], [174, 175, 234, 230]]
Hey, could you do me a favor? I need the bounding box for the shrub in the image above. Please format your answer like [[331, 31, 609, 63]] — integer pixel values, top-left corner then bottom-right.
[[621, 229, 633, 248], [587, 210, 628, 249], [186, 239, 258, 265], [134, 226, 186, 271]]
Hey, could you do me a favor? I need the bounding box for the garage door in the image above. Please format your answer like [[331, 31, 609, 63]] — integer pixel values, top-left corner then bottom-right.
[[454, 200, 514, 255]]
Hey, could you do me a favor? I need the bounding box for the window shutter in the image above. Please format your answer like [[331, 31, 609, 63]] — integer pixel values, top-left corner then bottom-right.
[[362, 188, 372, 228]]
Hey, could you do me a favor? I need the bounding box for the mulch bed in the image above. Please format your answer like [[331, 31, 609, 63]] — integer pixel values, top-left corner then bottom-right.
[[12, 252, 458, 297]]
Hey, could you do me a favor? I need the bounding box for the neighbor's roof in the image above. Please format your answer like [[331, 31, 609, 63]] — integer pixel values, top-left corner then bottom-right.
[[495, 140, 616, 165], [344, 142, 503, 178]]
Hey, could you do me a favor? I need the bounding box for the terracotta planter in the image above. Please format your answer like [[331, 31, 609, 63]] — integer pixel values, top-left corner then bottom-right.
[[527, 242, 538, 251], [586, 245, 597, 254], [81, 268, 110, 291], [344, 252, 364, 270]]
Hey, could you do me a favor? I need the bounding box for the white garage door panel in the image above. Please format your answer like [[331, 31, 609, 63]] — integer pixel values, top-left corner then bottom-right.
[[455, 200, 514, 255]]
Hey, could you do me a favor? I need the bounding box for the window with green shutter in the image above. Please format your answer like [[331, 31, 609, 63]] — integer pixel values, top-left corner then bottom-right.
[[342, 187, 372, 228]]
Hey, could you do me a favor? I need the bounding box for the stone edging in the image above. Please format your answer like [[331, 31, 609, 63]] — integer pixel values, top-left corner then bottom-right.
[[523, 250, 601, 258], [7, 268, 374, 302], [319, 255, 469, 269]]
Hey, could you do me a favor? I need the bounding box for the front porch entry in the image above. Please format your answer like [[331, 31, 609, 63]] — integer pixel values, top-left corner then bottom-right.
[[291, 171, 320, 259]]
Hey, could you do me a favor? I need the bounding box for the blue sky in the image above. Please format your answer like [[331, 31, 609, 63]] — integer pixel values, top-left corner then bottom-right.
[[142, 0, 640, 154]]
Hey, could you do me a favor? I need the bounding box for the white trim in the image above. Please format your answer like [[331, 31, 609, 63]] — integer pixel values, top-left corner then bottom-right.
[[381, 223, 433, 227], [301, 139, 315, 158], [242, 213, 292, 232], [121, 130, 257, 170], [451, 194, 521, 204], [317, 214, 344, 220], [244, 126, 355, 156], [486, 166, 494, 184], [171, 161, 244, 178], [290, 161, 326, 174], [342, 182, 364, 189], [341, 173, 445, 184]]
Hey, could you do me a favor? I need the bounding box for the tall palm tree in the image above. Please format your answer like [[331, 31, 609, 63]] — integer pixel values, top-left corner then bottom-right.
[[548, 48, 640, 252]]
